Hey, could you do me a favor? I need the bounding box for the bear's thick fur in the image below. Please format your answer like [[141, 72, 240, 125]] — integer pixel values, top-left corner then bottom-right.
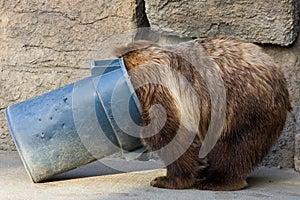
[[114, 37, 292, 191]]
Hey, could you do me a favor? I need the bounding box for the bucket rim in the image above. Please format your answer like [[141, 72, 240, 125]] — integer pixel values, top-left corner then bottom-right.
[[5, 107, 37, 182]]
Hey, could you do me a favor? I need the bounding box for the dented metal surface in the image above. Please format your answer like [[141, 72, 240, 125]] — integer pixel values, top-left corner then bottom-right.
[[5, 59, 143, 182]]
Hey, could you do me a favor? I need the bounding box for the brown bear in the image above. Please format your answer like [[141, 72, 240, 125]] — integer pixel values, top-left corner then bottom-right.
[[114, 36, 292, 191]]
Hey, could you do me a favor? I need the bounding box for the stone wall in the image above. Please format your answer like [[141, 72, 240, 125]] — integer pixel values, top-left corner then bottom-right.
[[0, 0, 139, 150], [145, 0, 299, 46], [0, 0, 299, 170]]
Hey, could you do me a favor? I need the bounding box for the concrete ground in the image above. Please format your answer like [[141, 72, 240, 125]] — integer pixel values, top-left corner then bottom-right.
[[1, 151, 300, 200]]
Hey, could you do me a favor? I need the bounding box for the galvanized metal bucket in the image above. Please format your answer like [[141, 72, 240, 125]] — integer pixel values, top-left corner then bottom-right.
[[5, 58, 144, 182]]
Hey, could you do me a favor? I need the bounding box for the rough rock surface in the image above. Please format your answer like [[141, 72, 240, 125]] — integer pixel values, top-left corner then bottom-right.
[[0, 0, 139, 150], [145, 0, 299, 46], [0, 0, 138, 69], [295, 113, 300, 172]]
